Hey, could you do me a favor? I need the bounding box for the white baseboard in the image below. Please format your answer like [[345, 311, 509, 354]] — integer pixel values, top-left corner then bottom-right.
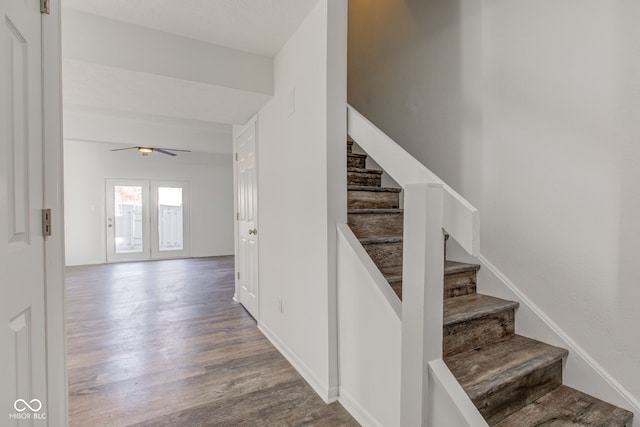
[[338, 388, 385, 427], [478, 254, 640, 422], [258, 322, 337, 403]]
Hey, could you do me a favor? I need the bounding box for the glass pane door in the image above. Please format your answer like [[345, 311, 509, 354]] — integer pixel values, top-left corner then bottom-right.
[[106, 179, 150, 263], [157, 187, 184, 251], [150, 181, 190, 259], [114, 185, 144, 254]]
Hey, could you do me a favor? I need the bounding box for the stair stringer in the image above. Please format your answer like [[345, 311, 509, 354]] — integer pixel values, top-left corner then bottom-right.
[[444, 237, 640, 425]]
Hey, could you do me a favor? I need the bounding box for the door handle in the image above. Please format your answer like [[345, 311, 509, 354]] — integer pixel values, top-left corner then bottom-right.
[[249, 228, 257, 235]]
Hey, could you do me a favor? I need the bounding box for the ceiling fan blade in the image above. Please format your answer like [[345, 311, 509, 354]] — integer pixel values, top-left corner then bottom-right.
[[110, 146, 138, 152], [157, 148, 191, 152], [154, 148, 177, 156]]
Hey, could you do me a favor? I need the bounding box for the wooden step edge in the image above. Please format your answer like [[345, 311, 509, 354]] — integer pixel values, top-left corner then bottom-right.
[[448, 335, 569, 402], [348, 185, 401, 193], [443, 293, 519, 327], [347, 167, 383, 175], [347, 152, 367, 159], [445, 260, 481, 275], [348, 208, 403, 215], [381, 265, 402, 277], [359, 236, 403, 245], [494, 385, 634, 427], [384, 274, 402, 284]]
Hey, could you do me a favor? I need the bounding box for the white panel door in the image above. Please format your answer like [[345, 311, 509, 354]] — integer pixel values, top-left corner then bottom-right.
[[106, 179, 150, 263], [150, 181, 190, 259], [235, 117, 259, 319], [0, 0, 49, 422]]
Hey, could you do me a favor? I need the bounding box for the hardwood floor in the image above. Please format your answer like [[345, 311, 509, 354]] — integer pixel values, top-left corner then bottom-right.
[[66, 257, 358, 426]]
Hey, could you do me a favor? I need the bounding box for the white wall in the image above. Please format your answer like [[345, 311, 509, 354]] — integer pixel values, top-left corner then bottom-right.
[[481, 0, 640, 406], [337, 226, 401, 427], [64, 140, 234, 266], [348, 0, 483, 208], [349, 0, 640, 413], [256, 0, 347, 402]]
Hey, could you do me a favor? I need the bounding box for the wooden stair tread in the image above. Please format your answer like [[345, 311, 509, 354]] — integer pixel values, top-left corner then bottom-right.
[[347, 167, 383, 174], [445, 260, 481, 275], [347, 153, 367, 159], [349, 208, 403, 214], [494, 385, 633, 427], [348, 185, 401, 193], [445, 334, 568, 402], [384, 274, 402, 283], [444, 293, 519, 326], [359, 236, 403, 245], [381, 265, 402, 277]]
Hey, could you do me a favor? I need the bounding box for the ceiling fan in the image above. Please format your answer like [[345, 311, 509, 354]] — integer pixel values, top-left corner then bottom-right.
[[110, 146, 191, 157]]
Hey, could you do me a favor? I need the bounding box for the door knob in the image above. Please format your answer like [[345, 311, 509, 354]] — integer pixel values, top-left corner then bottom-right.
[[249, 228, 257, 235]]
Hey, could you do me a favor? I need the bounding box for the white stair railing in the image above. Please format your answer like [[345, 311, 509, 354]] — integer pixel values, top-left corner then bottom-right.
[[347, 105, 482, 426]]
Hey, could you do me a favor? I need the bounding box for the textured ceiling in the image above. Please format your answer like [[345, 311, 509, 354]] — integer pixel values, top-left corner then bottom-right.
[[62, 0, 320, 56]]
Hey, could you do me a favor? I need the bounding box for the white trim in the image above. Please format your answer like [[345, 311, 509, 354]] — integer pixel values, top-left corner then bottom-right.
[[258, 322, 337, 403], [478, 254, 640, 417], [428, 359, 488, 427], [338, 388, 385, 427], [43, 0, 69, 425], [336, 225, 401, 317]]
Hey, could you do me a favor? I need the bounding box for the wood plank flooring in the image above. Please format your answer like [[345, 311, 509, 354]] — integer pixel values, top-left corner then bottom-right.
[[66, 257, 358, 426]]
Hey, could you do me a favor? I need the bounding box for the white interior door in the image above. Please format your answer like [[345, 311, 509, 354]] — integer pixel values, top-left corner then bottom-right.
[[1, 0, 49, 421], [235, 117, 259, 319], [106, 179, 150, 263], [150, 181, 190, 259]]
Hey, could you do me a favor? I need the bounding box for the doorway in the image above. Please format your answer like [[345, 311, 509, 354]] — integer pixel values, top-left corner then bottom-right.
[[106, 179, 191, 262]]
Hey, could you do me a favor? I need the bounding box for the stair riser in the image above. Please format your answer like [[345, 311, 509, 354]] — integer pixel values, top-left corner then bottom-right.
[[347, 172, 381, 187], [348, 213, 403, 238], [347, 156, 366, 169], [444, 271, 477, 299], [348, 190, 399, 209], [443, 310, 515, 357], [363, 242, 402, 269], [476, 360, 563, 425]]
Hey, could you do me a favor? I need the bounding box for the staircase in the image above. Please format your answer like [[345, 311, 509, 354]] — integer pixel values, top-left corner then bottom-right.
[[345, 138, 633, 426]]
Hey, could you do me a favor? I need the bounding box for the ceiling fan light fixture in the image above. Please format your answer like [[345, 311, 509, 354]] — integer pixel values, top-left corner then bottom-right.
[[137, 147, 153, 155]]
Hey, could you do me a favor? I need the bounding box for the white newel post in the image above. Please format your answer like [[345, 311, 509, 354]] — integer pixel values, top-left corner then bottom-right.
[[400, 183, 445, 427]]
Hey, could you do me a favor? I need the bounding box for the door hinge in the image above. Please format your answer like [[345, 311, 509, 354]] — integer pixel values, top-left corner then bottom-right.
[[42, 209, 52, 237], [237, 272, 240, 280], [40, 0, 50, 15], [236, 212, 239, 220], [235, 153, 238, 161]]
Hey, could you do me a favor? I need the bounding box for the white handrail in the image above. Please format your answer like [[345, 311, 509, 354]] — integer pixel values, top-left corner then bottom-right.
[[347, 105, 480, 256]]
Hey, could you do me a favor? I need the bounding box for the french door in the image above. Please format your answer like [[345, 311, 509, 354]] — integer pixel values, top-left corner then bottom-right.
[[106, 179, 190, 262]]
